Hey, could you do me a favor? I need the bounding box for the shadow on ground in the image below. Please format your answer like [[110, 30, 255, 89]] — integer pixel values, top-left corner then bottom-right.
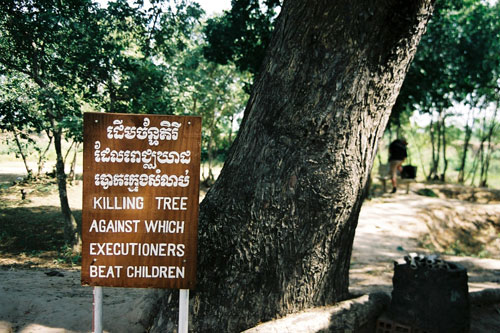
[[0, 206, 82, 254]]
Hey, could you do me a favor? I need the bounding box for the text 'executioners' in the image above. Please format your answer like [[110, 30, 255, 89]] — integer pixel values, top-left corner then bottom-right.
[[92, 196, 188, 210], [89, 242, 185, 257]]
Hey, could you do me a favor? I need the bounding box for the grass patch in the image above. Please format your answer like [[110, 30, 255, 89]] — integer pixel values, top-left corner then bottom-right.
[[35, 181, 58, 193], [443, 240, 491, 259], [418, 231, 493, 259], [416, 188, 438, 197], [55, 244, 82, 265]]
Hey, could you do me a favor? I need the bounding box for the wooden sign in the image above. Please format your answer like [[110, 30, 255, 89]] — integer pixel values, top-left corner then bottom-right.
[[81, 113, 201, 289]]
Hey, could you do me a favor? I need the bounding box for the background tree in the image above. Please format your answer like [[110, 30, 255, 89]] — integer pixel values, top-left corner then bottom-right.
[[391, 0, 500, 182], [171, 26, 250, 184], [94, 0, 203, 114], [0, 72, 46, 178], [148, 0, 435, 331], [455, 1, 500, 184], [203, 0, 281, 76], [0, 0, 206, 248], [391, 0, 461, 181], [471, 102, 499, 187], [0, 0, 110, 248], [92, 0, 250, 179]]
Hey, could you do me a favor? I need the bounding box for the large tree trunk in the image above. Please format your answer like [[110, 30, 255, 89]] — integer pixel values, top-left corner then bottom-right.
[[149, 0, 435, 331]]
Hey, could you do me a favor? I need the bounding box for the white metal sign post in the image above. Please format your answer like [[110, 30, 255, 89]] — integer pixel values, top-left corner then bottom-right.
[[93, 288, 189, 332], [179, 289, 189, 333], [93, 289, 189, 332], [93, 286, 103, 333]]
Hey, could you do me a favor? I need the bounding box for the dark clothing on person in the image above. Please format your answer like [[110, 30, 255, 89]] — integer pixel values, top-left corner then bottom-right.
[[389, 139, 408, 161], [388, 139, 408, 194]]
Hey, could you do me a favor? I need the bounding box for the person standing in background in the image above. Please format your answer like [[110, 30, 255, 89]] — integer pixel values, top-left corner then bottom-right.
[[388, 138, 408, 193]]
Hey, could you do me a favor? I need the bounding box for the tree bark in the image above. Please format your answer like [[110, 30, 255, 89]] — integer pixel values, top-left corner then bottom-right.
[[37, 133, 53, 177], [458, 108, 475, 183], [149, 1, 435, 331], [51, 120, 81, 250], [479, 105, 497, 187], [440, 110, 448, 181], [12, 128, 33, 179], [427, 117, 438, 180], [67, 142, 80, 181]]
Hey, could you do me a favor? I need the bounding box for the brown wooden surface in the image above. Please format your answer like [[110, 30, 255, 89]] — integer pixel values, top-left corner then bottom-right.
[[81, 112, 201, 289]]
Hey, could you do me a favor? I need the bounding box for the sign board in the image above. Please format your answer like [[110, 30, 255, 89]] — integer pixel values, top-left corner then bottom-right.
[[81, 112, 201, 289]]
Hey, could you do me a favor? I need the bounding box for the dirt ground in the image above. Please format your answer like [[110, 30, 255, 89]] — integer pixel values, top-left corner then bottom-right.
[[1, 174, 500, 332]]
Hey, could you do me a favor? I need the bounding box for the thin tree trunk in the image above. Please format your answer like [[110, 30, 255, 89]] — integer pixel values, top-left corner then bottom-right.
[[458, 123, 472, 183], [481, 139, 492, 187], [12, 128, 33, 178], [68, 142, 80, 181], [428, 117, 439, 180], [408, 129, 427, 177], [37, 133, 53, 177], [440, 110, 448, 181], [481, 125, 496, 187], [206, 129, 215, 184], [149, 1, 435, 331], [192, 97, 197, 114], [205, 103, 219, 185], [479, 105, 498, 187], [478, 137, 486, 187], [478, 111, 488, 187], [469, 151, 480, 186], [51, 120, 81, 250], [435, 114, 442, 180], [228, 114, 234, 142], [63, 140, 75, 165], [458, 108, 474, 183], [108, 67, 116, 113]]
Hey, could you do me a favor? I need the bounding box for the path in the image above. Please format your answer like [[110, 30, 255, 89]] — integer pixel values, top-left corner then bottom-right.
[[350, 193, 500, 295], [1, 185, 500, 332]]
